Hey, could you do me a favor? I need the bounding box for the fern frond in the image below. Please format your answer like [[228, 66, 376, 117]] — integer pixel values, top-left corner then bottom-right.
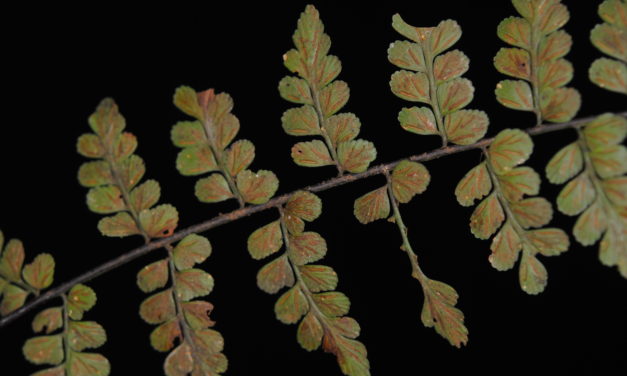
[[546, 113, 627, 277], [0, 230, 55, 316], [389, 15, 488, 146], [457, 129, 569, 294], [280, 5, 377, 175], [78, 99, 227, 375], [247, 191, 370, 376], [589, 0, 627, 94], [495, 0, 580, 125], [23, 284, 110, 376], [172, 87, 279, 206]]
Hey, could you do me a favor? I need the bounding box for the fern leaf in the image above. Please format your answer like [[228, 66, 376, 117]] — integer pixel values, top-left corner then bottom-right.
[[546, 113, 627, 277], [458, 129, 569, 293], [390, 15, 488, 146], [0, 232, 55, 316], [280, 5, 377, 175], [23, 283, 111, 376], [496, 0, 581, 124], [247, 191, 370, 376], [172, 86, 279, 207]]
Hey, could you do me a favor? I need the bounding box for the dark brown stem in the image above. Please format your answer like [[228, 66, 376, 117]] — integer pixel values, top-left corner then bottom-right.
[[1, 111, 624, 329]]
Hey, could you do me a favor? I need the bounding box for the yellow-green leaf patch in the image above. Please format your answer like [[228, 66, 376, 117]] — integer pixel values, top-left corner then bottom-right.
[[489, 221, 521, 271], [391, 160, 431, 203], [519, 250, 548, 295], [545, 142, 583, 184], [139, 204, 179, 238], [172, 234, 212, 270], [313, 291, 350, 317], [77, 134, 104, 159], [237, 170, 279, 204], [175, 269, 214, 301], [195, 174, 233, 203], [455, 162, 492, 207], [498, 166, 541, 202], [299, 265, 338, 292], [274, 285, 309, 324], [337, 139, 377, 173], [434, 50, 469, 83], [497, 16, 531, 49], [470, 192, 505, 239], [129, 179, 161, 213], [171, 121, 206, 147], [68, 351, 110, 376], [527, 228, 569, 256], [22, 253, 55, 290], [494, 48, 531, 80], [540, 87, 581, 123], [286, 191, 322, 221], [495, 80, 534, 111], [32, 307, 63, 334], [354, 187, 390, 224], [291, 140, 333, 167], [225, 140, 255, 177], [573, 201, 607, 245], [23, 335, 63, 365], [387, 40, 425, 71], [86, 185, 125, 214], [78, 161, 113, 188], [175, 145, 218, 176], [288, 232, 327, 265], [488, 128, 533, 174], [67, 284, 96, 321], [590, 145, 627, 178], [248, 221, 283, 260], [444, 109, 489, 145], [511, 197, 553, 229], [0, 284, 28, 315], [139, 289, 175, 324], [281, 105, 320, 136], [591, 23, 627, 61], [325, 113, 361, 147], [257, 255, 295, 294], [437, 78, 474, 115], [173, 86, 203, 120], [150, 319, 181, 352], [68, 321, 107, 351], [583, 113, 627, 150], [297, 312, 324, 351], [538, 59, 573, 89], [182, 301, 215, 330], [390, 70, 430, 103], [137, 259, 169, 293], [538, 30, 572, 64], [557, 174, 596, 215], [589, 58, 627, 94], [318, 81, 350, 118], [0, 239, 25, 282], [398, 106, 438, 135]]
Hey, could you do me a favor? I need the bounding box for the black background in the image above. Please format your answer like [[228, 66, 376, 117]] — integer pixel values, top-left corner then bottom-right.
[[1, 1, 626, 374]]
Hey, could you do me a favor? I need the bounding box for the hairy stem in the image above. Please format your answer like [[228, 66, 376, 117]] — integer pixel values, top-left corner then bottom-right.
[[383, 169, 426, 282], [423, 48, 448, 146], [61, 294, 70, 373], [529, 27, 543, 126], [203, 117, 246, 208], [309, 85, 343, 176], [1, 111, 624, 329]]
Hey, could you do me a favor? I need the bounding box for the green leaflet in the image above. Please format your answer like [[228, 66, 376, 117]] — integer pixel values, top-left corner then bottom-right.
[[172, 86, 279, 207], [23, 284, 110, 376], [421, 279, 468, 348], [495, 0, 580, 124], [457, 128, 568, 293], [353, 187, 390, 224], [248, 190, 370, 376], [0, 235, 55, 316], [546, 113, 627, 277], [80, 99, 180, 239], [280, 5, 377, 175], [391, 161, 431, 203], [390, 15, 488, 146]]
